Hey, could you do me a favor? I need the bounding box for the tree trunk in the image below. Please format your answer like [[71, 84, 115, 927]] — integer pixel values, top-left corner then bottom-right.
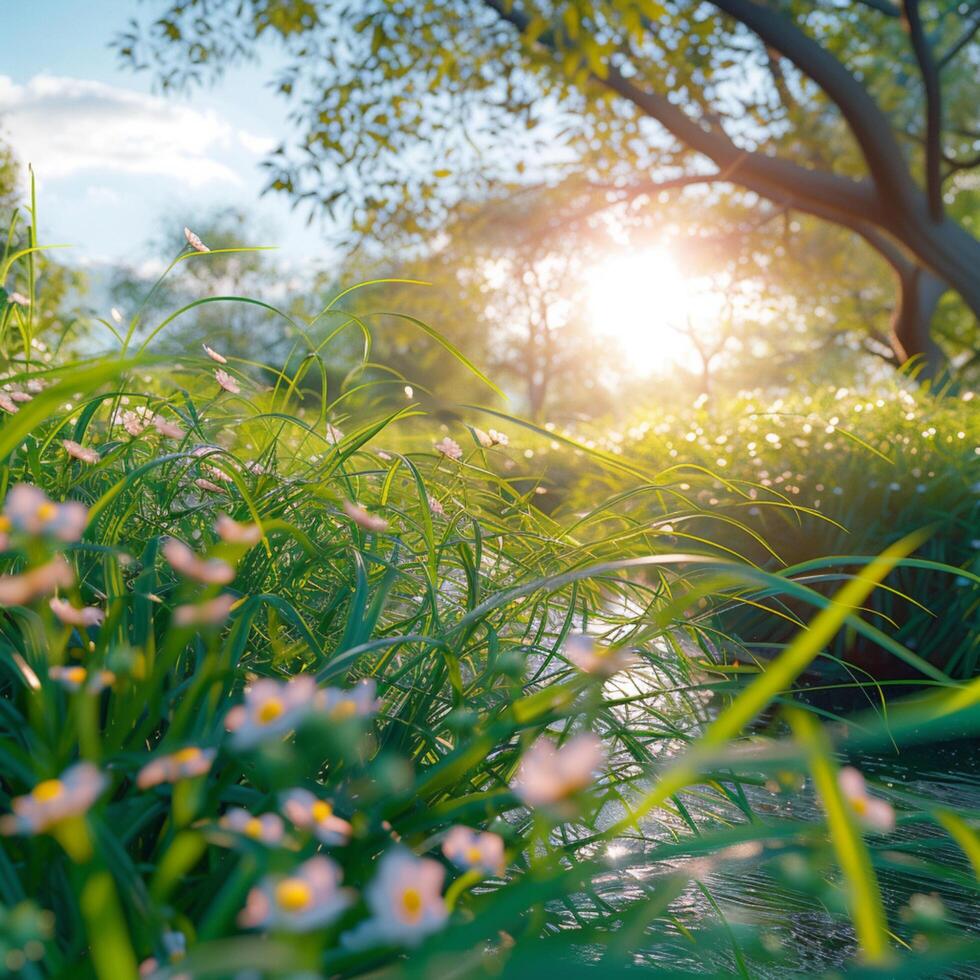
[[889, 264, 948, 380]]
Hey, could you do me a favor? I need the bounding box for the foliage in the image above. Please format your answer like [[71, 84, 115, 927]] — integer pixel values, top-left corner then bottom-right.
[[115, 0, 980, 372], [550, 377, 980, 678], [0, 218, 978, 978]]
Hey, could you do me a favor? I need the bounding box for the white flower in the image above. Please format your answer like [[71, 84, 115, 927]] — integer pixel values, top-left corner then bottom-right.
[[4, 484, 88, 541], [316, 679, 379, 721], [48, 665, 114, 693], [475, 428, 509, 448], [0, 557, 75, 606], [442, 826, 505, 876], [1, 763, 106, 835], [240, 856, 353, 932], [137, 746, 216, 789], [280, 789, 352, 846], [225, 675, 317, 749], [512, 734, 605, 807], [184, 227, 210, 253], [218, 808, 286, 846], [343, 849, 447, 949], [325, 423, 344, 445], [564, 634, 636, 677], [838, 767, 895, 832], [49, 597, 105, 628]]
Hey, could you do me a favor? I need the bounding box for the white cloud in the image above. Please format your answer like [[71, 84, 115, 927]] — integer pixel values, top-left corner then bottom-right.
[[237, 129, 277, 156], [0, 74, 273, 187]]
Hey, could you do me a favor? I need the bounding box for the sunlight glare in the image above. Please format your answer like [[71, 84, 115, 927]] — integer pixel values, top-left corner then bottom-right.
[[585, 248, 708, 372]]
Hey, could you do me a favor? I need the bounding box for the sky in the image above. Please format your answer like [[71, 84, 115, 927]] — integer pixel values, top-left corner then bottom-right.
[[0, 0, 328, 271]]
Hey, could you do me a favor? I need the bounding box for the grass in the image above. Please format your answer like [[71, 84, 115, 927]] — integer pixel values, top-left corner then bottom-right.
[[0, 217, 978, 977]]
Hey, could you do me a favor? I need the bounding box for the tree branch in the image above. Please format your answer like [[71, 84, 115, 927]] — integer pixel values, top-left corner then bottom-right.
[[902, 0, 944, 220], [939, 10, 980, 69], [708, 0, 920, 215]]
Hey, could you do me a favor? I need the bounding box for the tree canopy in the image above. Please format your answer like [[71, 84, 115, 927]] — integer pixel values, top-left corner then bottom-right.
[[117, 0, 979, 374]]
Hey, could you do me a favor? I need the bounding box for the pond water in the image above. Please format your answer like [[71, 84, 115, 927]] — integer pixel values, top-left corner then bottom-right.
[[582, 656, 980, 976]]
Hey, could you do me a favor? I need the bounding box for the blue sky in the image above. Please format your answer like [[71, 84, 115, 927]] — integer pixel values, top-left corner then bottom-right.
[[1, 0, 328, 270]]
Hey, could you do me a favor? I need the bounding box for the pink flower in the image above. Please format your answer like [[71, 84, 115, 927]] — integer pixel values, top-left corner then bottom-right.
[[240, 856, 353, 933], [216, 514, 262, 545], [512, 734, 605, 807], [343, 501, 388, 534], [152, 416, 185, 440], [215, 369, 240, 394], [442, 826, 505, 876], [325, 423, 344, 445], [0, 556, 75, 606], [203, 344, 227, 364], [117, 409, 150, 437], [434, 437, 462, 461], [225, 675, 317, 749], [427, 495, 445, 517], [7, 291, 29, 307], [194, 478, 226, 494], [173, 593, 236, 627], [62, 440, 100, 465], [280, 789, 352, 846], [0, 392, 19, 414], [9, 390, 33, 403], [565, 634, 636, 677], [218, 808, 286, 846], [137, 746, 216, 789], [343, 849, 447, 949], [49, 597, 105, 628], [1, 763, 106, 835], [4, 484, 88, 541], [162, 538, 235, 585], [838, 767, 896, 833], [184, 227, 210, 253]]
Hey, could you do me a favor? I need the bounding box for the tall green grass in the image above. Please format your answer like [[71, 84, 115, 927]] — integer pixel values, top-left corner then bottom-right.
[[0, 218, 978, 977]]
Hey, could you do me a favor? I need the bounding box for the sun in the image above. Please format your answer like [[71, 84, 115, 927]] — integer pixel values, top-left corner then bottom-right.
[[584, 247, 709, 372]]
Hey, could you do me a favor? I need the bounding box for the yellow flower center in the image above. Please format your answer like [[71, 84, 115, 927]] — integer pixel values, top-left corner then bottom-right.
[[311, 800, 333, 822], [65, 666, 87, 685], [257, 698, 284, 725], [851, 797, 868, 816], [35, 502, 57, 523], [465, 846, 483, 865], [275, 878, 312, 912], [173, 747, 201, 764], [0, 515, 10, 532], [33, 779, 64, 802], [244, 817, 264, 839], [401, 887, 423, 920], [332, 700, 357, 720]]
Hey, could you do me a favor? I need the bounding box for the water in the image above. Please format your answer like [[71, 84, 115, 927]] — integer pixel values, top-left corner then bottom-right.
[[588, 661, 980, 976]]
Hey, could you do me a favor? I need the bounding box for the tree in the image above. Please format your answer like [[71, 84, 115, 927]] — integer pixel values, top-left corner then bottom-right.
[[109, 206, 289, 360], [117, 0, 979, 377]]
